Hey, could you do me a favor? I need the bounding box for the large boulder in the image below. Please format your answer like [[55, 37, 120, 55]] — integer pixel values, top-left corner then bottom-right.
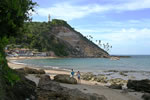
[[54, 74, 77, 84], [16, 67, 45, 74], [37, 76, 107, 100], [6, 72, 37, 100], [38, 75, 51, 87], [11, 78, 36, 100], [127, 79, 150, 93], [142, 93, 150, 100]]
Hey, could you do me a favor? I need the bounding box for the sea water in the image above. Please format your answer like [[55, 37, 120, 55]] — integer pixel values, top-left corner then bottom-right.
[[16, 55, 150, 72], [15, 55, 150, 80]]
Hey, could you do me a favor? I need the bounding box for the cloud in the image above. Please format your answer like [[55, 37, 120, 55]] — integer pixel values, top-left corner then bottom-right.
[[32, 0, 150, 21], [34, 3, 109, 21], [91, 28, 150, 42], [79, 27, 150, 54], [113, 0, 150, 12]]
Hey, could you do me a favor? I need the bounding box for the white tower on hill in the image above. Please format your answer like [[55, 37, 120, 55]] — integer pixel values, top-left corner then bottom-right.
[[48, 14, 50, 22]]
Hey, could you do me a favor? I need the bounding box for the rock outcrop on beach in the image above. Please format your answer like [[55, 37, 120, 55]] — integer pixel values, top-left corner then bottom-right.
[[15, 67, 45, 74], [54, 74, 77, 84], [142, 93, 150, 100], [4, 72, 37, 100], [81, 72, 129, 88], [127, 79, 150, 93], [37, 75, 107, 100], [108, 84, 122, 89]]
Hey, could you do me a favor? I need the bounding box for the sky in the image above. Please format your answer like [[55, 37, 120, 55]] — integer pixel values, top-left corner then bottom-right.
[[31, 0, 150, 55]]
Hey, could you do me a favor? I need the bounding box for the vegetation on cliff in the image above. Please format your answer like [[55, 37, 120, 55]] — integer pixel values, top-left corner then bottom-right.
[[0, 0, 36, 99], [9, 19, 109, 57], [9, 20, 71, 56]]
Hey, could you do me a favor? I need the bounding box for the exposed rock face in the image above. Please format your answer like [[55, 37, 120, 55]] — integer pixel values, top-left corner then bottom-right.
[[127, 79, 150, 93], [51, 25, 109, 58], [37, 75, 107, 100], [54, 74, 77, 84]]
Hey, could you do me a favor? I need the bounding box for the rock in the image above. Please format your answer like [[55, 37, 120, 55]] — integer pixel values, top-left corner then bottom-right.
[[16, 67, 45, 74], [24, 67, 45, 74], [54, 74, 77, 84], [127, 79, 150, 93], [105, 70, 119, 72], [128, 76, 136, 80], [108, 84, 122, 89], [142, 93, 150, 100], [37, 75, 107, 100], [38, 75, 51, 87], [11, 74, 37, 100], [81, 72, 95, 81], [119, 72, 128, 76], [108, 78, 127, 85], [94, 74, 107, 83]]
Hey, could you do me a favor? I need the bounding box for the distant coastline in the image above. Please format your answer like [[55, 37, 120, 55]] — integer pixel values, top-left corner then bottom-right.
[[110, 55, 131, 58]]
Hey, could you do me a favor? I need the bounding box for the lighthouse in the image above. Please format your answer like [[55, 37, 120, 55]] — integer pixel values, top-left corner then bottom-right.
[[48, 14, 50, 22]]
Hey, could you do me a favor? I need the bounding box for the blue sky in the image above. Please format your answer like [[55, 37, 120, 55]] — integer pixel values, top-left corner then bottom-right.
[[32, 0, 150, 55]]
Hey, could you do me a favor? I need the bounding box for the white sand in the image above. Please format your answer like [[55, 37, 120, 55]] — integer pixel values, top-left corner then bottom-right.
[[8, 59, 143, 100]]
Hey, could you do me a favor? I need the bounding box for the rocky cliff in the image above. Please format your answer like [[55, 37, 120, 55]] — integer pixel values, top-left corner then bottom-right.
[[14, 19, 109, 58], [49, 19, 109, 58]]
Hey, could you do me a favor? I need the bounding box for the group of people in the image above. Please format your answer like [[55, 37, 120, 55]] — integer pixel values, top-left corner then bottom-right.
[[71, 69, 81, 83]]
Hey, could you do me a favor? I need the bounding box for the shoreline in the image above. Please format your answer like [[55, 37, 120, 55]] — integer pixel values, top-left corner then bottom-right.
[[8, 56, 150, 81], [6, 56, 59, 60], [7, 58, 144, 100]]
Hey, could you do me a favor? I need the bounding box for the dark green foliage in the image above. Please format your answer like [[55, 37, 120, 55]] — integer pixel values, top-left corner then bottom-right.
[[0, 0, 36, 99], [13, 21, 69, 56], [0, 0, 36, 38], [50, 19, 73, 30]]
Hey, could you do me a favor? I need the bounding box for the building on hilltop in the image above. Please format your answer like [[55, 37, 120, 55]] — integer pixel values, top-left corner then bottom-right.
[[48, 14, 51, 22]]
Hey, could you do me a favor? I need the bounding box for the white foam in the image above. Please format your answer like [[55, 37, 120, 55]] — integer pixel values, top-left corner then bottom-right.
[[10, 60, 27, 65]]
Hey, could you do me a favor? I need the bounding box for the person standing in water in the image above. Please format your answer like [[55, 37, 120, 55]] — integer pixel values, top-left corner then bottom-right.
[[71, 69, 75, 78], [77, 71, 81, 83]]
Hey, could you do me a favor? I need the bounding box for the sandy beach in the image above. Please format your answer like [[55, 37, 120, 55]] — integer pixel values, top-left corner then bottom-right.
[[7, 57, 144, 100]]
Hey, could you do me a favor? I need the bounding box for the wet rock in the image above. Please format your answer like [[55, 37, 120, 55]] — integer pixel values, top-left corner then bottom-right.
[[127, 79, 150, 93], [54, 74, 77, 84], [81, 72, 95, 81], [94, 74, 107, 83], [142, 93, 150, 100], [119, 72, 128, 76], [108, 78, 127, 85], [105, 70, 119, 72], [128, 76, 136, 80], [108, 84, 122, 89]]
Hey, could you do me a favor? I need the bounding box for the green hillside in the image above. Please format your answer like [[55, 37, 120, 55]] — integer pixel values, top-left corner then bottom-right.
[[11, 19, 71, 56]]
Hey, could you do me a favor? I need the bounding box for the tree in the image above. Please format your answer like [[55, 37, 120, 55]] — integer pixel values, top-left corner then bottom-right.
[[0, 0, 36, 99], [0, 0, 36, 38]]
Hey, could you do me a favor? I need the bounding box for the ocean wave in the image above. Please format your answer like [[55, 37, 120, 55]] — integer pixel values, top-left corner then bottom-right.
[[44, 66, 70, 71], [10, 60, 27, 65]]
